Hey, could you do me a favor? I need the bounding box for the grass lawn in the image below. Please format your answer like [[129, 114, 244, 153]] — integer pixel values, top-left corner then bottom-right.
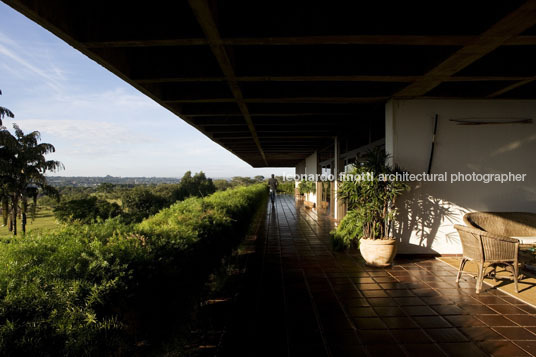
[[0, 207, 60, 238]]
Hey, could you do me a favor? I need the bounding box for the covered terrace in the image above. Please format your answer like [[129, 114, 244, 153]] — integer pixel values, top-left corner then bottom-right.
[[4, 1, 536, 355]]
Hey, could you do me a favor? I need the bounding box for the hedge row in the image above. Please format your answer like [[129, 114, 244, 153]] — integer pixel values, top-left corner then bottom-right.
[[0, 184, 267, 356]]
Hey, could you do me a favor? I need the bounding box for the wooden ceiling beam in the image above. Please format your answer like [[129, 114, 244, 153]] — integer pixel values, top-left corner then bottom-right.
[[223, 142, 322, 146], [84, 38, 208, 47], [188, 0, 268, 166], [488, 77, 536, 98], [82, 35, 536, 48], [209, 129, 343, 134], [189, 112, 364, 118], [136, 75, 536, 84], [215, 135, 329, 139], [164, 98, 236, 103], [507, 35, 536, 45], [164, 97, 388, 104], [196, 122, 363, 128], [137, 77, 227, 83], [139, 75, 421, 83], [395, 0, 536, 97]]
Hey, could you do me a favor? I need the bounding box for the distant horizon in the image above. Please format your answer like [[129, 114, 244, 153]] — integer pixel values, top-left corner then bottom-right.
[[45, 174, 289, 179]]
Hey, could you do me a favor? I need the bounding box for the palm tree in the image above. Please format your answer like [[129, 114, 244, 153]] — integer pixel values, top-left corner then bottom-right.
[[0, 127, 18, 232], [1, 186, 10, 228], [0, 89, 14, 227], [0, 124, 62, 235], [0, 89, 15, 127]]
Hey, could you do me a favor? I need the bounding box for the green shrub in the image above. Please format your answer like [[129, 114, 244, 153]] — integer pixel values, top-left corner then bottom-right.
[[277, 179, 295, 194], [329, 209, 363, 251], [298, 180, 316, 195], [53, 196, 122, 224], [0, 184, 267, 355], [0, 220, 137, 355], [120, 186, 167, 222], [174, 171, 216, 200], [120, 171, 217, 223]]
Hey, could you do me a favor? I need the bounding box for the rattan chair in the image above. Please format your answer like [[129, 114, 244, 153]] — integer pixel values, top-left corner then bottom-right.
[[463, 212, 536, 237], [454, 224, 520, 294]]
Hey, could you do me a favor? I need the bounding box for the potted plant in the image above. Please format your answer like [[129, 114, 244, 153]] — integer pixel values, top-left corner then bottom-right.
[[337, 148, 408, 266]]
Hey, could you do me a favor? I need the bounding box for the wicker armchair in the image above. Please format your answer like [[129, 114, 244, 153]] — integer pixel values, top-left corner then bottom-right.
[[463, 212, 536, 237], [454, 224, 520, 294]]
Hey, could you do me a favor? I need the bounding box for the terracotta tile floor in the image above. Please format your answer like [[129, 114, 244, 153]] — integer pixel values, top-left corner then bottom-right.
[[221, 195, 536, 356]]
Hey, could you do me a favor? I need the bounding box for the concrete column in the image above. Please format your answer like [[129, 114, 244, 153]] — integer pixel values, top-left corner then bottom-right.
[[385, 99, 396, 167], [295, 160, 306, 196], [304, 151, 319, 207], [334, 136, 340, 220], [316, 182, 323, 209]]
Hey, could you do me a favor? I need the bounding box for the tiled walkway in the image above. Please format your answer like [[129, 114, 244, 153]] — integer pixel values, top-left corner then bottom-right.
[[221, 195, 536, 357]]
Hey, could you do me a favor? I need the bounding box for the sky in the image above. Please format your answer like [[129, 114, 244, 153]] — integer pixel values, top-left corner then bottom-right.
[[0, 3, 294, 178]]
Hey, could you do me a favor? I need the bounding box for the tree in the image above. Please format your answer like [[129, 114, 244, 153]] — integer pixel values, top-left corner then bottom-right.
[[0, 124, 63, 235], [1, 185, 9, 227], [0, 89, 14, 227], [213, 179, 233, 191], [230, 176, 256, 186], [0, 89, 15, 127], [121, 186, 167, 222], [54, 196, 122, 224], [97, 182, 116, 194], [174, 171, 215, 200]]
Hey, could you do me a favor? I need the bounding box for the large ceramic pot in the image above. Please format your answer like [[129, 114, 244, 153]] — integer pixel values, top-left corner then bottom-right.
[[359, 238, 397, 267]]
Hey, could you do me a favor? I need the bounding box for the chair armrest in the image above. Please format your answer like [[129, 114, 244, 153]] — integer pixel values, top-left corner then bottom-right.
[[484, 234, 520, 244], [454, 224, 519, 243]]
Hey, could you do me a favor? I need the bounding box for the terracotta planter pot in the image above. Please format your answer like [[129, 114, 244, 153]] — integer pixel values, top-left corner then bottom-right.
[[359, 238, 397, 267], [304, 200, 315, 209]]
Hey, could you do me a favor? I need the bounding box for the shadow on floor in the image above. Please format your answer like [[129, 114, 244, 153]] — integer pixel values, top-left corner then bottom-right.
[[218, 195, 536, 357]]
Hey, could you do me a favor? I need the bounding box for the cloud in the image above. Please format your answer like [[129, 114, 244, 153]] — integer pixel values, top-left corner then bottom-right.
[[0, 37, 63, 92], [15, 87, 159, 120], [0, 16, 294, 177], [13, 118, 154, 157], [18, 119, 138, 142]]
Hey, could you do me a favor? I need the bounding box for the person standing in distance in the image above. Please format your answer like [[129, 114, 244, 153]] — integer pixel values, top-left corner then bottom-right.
[[268, 174, 278, 204]]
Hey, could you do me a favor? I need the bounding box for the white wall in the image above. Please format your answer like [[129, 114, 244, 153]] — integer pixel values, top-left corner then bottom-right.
[[305, 151, 318, 175], [386, 99, 536, 254]]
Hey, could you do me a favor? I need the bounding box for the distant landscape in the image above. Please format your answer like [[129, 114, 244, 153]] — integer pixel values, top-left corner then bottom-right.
[[46, 175, 182, 187], [45, 175, 256, 187]]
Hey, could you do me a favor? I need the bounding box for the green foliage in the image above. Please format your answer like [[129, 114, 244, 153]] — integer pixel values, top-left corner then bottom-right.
[[53, 196, 122, 224], [0, 89, 14, 126], [120, 171, 216, 223], [298, 180, 316, 195], [213, 176, 265, 191], [277, 179, 295, 194], [230, 176, 259, 186], [175, 171, 216, 199], [337, 148, 409, 241], [330, 210, 363, 250], [0, 123, 63, 235], [0, 184, 267, 355], [96, 182, 116, 194], [0, 220, 136, 355], [213, 179, 233, 191], [120, 186, 167, 223]]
